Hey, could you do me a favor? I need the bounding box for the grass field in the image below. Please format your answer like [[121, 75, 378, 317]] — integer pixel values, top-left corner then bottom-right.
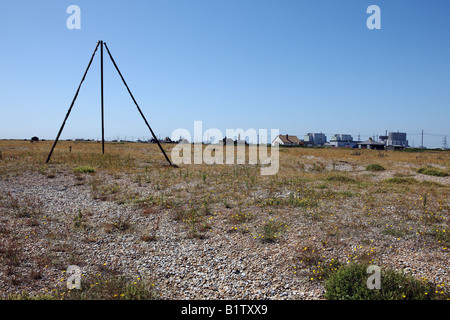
[[0, 140, 449, 300]]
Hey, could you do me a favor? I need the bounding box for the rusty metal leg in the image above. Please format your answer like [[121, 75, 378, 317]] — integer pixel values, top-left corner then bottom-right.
[[100, 40, 105, 154], [46, 41, 101, 163], [103, 42, 173, 166]]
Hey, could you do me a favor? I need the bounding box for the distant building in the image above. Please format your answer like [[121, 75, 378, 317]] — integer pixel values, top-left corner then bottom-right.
[[329, 134, 354, 147], [304, 133, 327, 146], [379, 135, 388, 145], [272, 134, 303, 146], [178, 138, 190, 144], [220, 137, 235, 145], [386, 131, 408, 148], [357, 137, 385, 150]]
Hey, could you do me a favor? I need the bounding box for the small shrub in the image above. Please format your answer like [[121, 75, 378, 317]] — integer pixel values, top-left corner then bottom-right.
[[229, 210, 253, 224], [104, 217, 131, 234], [287, 192, 318, 207], [91, 181, 122, 201], [383, 177, 418, 184], [324, 263, 444, 300], [420, 180, 444, 188], [381, 225, 406, 238], [294, 245, 341, 281], [258, 219, 287, 243], [326, 174, 357, 183], [366, 164, 385, 172], [73, 166, 96, 174], [309, 162, 326, 172], [417, 167, 448, 177], [73, 210, 84, 229], [175, 205, 210, 239], [131, 195, 157, 208], [72, 209, 90, 230], [428, 226, 449, 245]]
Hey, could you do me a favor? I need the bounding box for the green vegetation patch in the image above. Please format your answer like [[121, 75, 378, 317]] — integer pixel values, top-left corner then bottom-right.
[[326, 174, 357, 183], [324, 263, 446, 300], [257, 219, 288, 243], [73, 165, 96, 174], [7, 274, 158, 300], [417, 167, 448, 177], [366, 164, 385, 172], [383, 177, 419, 184]]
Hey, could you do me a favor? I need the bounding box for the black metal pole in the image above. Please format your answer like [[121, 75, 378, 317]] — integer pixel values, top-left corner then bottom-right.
[[46, 41, 101, 163], [100, 40, 105, 154], [103, 42, 173, 166]]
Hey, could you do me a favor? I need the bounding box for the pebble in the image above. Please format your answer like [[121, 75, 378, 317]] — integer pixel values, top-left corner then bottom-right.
[[0, 170, 448, 300]]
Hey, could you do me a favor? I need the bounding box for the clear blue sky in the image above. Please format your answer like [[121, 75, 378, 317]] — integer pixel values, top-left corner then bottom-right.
[[0, 0, 449, 148]]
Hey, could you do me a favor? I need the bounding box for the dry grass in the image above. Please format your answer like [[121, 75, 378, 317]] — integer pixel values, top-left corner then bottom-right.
[[0, 140, 449, 299]]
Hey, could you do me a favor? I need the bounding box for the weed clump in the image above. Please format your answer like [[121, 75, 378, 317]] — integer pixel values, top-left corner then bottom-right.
[[326, 174, 357, 183], [257, 219, 287, 243], [72, 209, 90, 230], [417, 167, 448, 177], [103, 217, 131, 234], [287, 192, 318, 207], [173, 204, 210, 239], [8, 274, 158, 300], [73, 166, 96, 174], [294, 245, 341, 281], [383, 177, 419, 184], [366, 164, 385, 172]]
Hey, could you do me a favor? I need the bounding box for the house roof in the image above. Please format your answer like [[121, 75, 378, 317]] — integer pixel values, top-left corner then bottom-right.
[[276, 134, 303, 144]]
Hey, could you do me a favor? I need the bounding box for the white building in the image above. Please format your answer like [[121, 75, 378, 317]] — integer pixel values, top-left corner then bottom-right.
[[304, 133, 327, 146], [329, 134, 353, 147]]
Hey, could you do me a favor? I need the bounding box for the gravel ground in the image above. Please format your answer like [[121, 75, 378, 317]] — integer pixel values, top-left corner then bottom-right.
[[0, 168, 448, 299]]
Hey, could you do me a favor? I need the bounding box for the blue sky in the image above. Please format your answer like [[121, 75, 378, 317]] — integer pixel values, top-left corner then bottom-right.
[[0, 0, 449, 148]]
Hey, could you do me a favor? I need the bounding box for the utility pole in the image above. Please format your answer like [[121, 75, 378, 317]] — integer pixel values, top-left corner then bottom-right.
[[421, 130, 424, 149]]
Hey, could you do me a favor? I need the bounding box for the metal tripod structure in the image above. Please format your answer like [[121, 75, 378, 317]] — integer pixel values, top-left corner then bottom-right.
[[46, 40, 172, 166]]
